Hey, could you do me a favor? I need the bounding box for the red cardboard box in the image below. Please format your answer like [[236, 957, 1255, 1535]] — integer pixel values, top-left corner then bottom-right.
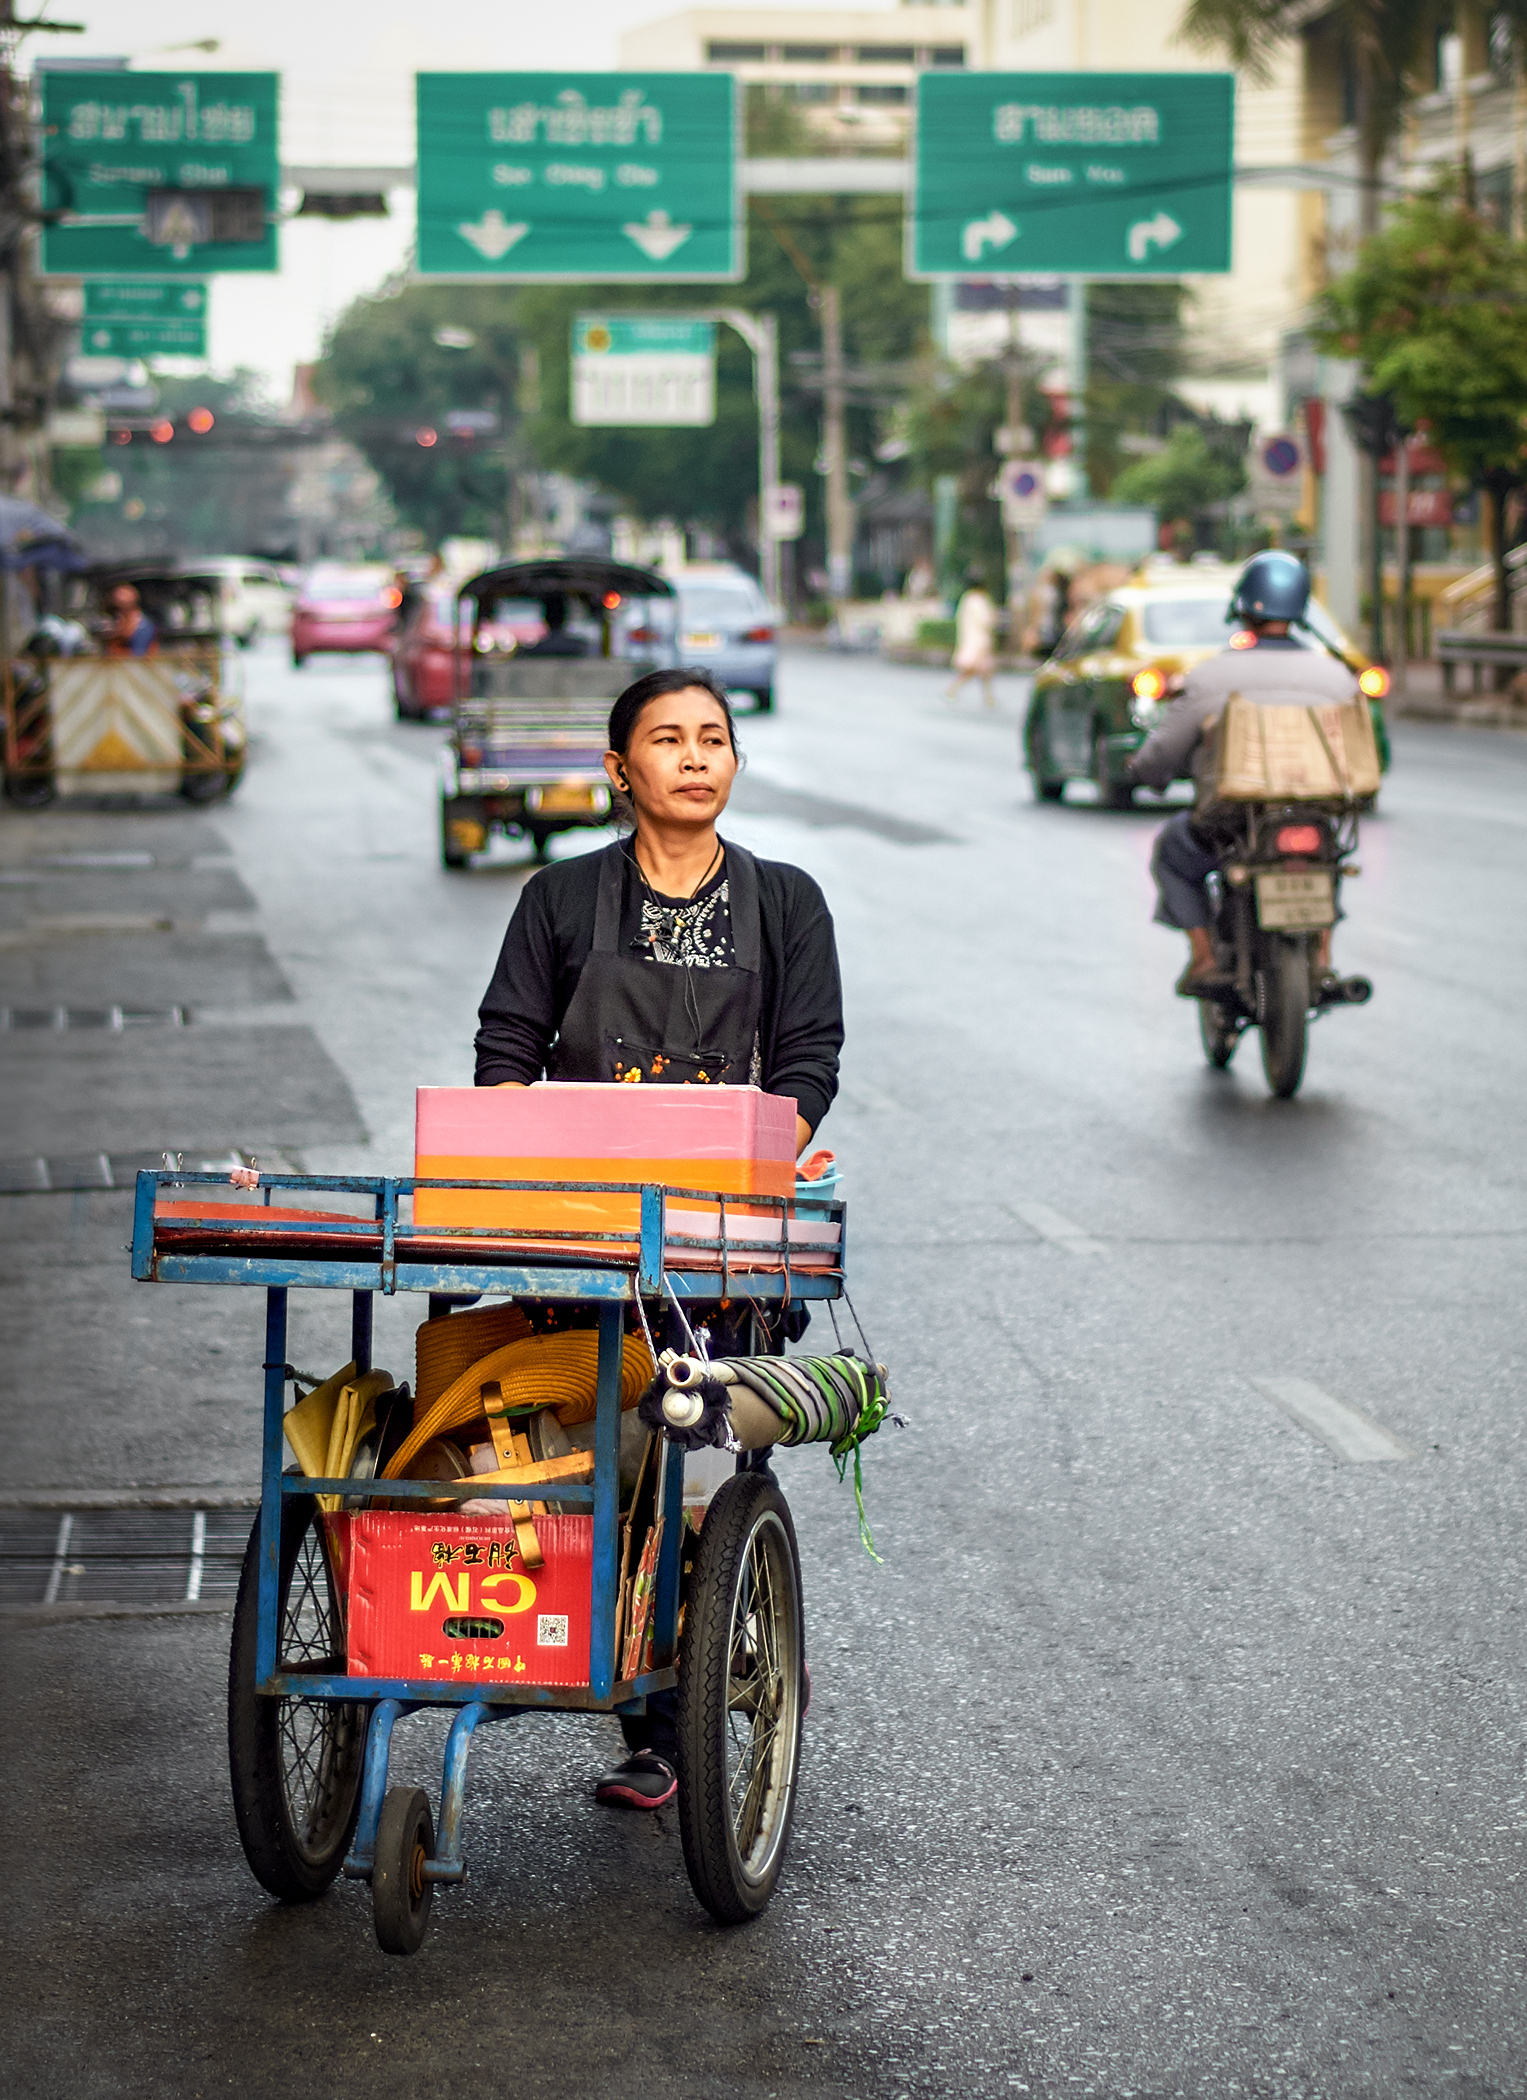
[[347, 1512, 593, 1687]]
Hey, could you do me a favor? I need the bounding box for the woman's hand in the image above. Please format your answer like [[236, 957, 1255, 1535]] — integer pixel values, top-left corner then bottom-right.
[[796, 1115, 811, 1156]]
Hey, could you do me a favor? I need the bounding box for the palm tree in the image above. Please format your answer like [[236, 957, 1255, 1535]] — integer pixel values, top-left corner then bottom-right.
[[1179, 0, 1442, 233]]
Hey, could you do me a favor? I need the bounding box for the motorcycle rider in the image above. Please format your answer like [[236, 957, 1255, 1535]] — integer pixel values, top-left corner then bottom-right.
[[1127, 551, 1359, 993]]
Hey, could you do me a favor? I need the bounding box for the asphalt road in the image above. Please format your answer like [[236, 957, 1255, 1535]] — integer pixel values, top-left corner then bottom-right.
[[4, 640, 1526, 2100]]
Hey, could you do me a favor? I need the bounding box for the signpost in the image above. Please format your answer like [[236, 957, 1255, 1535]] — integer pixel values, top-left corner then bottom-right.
[[571, 316, 716, 425], [912, 72, 1233, 278], [40, 73, 279, 276], [415, 74, 740, 281], [81, 281, 208, 358]]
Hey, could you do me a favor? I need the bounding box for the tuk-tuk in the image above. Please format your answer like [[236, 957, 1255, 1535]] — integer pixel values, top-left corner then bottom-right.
[[439, 556, 675, 869], [2, 562, 247, 807]]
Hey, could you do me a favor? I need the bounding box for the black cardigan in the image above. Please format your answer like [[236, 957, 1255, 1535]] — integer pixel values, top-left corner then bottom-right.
[[473, 843, 843, 1134]]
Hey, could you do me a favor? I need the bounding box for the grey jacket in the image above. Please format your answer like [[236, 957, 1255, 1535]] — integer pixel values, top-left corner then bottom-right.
[[1128, 637, 1360, 791]]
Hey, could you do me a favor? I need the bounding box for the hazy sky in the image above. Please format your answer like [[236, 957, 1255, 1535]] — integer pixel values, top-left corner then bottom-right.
[[31, 0, 901, 392]]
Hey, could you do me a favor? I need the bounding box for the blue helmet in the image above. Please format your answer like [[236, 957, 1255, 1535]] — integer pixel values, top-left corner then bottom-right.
[[1231, 550, 1310, 625]]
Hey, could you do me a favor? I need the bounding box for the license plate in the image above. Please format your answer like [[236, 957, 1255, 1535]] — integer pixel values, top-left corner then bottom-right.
[[536, 784, 599, 814], [682, 631, 720, 648], [1255, 870, 1335, 929]]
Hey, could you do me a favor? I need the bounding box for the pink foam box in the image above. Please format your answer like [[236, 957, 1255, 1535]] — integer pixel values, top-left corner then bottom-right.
[[414, 1081, 797, 1235]]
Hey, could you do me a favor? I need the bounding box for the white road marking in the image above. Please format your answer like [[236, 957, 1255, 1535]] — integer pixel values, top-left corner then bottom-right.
[[1251, 1376, 1415, 1462], [186, 1510, 207, 1602], [42, 1512, 73, 1606], [1009, 1200, 1106, 1257]]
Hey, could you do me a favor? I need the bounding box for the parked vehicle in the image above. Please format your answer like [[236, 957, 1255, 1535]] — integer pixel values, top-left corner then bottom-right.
[[658, 564, 777, 713], [1193, 797, 1372, 1098], [439, 557, 673, 868], [291, 564, 402, 668], [1022, 566, 1390, 808], [4, 563, 246, 806], [391, 587, 544, 721], [193, 556, 292, 647]]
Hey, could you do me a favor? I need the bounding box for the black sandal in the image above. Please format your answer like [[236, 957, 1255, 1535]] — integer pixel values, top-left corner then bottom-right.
[[593, 1751, 677, 1810]]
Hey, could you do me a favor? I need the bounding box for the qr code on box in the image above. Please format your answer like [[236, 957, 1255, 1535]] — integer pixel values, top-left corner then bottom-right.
[[537, 1613, 569, 1648]]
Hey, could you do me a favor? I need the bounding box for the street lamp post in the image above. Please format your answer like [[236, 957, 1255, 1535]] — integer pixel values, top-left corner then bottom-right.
[[699, 306, 782, 606]]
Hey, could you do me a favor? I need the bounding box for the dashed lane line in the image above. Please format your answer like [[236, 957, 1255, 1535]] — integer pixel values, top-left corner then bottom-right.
[[1251, 1376, 1416, 1462], [1007, 1200, 1107, 1258]]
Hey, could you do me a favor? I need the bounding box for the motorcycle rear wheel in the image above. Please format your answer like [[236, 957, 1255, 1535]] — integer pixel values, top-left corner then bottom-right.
[[1259, 942, 1310, 1098]]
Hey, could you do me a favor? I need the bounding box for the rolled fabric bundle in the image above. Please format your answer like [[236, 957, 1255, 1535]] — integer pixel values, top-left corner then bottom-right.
[[382, 1328, 654, 1483], [638, 1351, 896, 1557]]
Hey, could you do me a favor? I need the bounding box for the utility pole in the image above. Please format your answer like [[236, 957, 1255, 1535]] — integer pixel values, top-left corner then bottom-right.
[[820, 282, 853, 605]]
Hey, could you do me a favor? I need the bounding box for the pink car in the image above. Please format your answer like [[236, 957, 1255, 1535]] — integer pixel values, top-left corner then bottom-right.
[[291, 564, 402, 667]]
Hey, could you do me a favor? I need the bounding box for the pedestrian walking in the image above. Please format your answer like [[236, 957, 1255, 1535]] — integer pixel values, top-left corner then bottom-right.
[[947, 569, 998, 706]]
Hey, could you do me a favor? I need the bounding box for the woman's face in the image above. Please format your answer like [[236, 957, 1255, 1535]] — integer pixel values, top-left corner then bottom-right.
[[606, 687, 738, 831]]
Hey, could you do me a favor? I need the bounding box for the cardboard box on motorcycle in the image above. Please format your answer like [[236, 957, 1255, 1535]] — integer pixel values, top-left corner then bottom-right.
[[1198, 694, 1382, 806]]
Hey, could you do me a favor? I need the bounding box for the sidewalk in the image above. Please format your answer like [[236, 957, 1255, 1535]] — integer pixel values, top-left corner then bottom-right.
[[1388, 657, 1527, 728]]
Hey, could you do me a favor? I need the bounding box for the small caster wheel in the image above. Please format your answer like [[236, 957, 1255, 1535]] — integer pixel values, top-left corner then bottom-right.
[[372, 1786, 435, 1955]]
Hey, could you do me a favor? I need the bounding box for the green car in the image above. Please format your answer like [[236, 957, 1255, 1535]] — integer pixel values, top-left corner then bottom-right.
[[1022, 570, 1391, 808]]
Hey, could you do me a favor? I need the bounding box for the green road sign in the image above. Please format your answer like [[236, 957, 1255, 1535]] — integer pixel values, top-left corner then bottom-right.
[[415, 73, 739, 281], [80, 280, 207, 357], [571, 315, 716, 425], [912, 72, 1233, 278], [40, 72, 279, 276]]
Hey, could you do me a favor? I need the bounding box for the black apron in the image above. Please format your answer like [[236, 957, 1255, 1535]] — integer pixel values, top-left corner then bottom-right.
[[548, 840, 763, 1087]]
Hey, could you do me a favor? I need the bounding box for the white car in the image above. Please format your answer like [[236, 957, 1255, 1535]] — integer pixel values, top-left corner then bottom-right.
[[194, 557, 293, 647], [668, 563, 779, 713]]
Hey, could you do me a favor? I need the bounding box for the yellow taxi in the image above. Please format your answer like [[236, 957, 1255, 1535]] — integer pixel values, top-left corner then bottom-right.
[[1022, 559, 1390, 808]]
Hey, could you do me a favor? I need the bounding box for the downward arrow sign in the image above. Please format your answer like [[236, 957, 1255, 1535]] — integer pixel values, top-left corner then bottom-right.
[[623, 210, 693, 262], [457, 210, 530, 261]]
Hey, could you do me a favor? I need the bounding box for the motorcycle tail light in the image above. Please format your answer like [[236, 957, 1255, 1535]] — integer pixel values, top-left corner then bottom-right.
[[1132, 666, 1166, 700], [1275, 824, 1323, 854], [1358, 665, 1389, 698]]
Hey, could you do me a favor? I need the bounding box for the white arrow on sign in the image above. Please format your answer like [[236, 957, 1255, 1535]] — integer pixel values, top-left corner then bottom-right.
[[623, 210, 693, 262], [961, 210, 1019, 264], [1127, 211, 1183, 263], [457, 210, 530, 261]]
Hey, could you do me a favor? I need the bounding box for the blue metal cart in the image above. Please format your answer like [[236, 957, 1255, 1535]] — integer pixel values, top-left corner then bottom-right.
[[131, 1168, 844, 1951]]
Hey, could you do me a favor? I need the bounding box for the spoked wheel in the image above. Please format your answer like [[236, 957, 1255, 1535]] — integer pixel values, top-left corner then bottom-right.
[[372, 1787, 435, 1956], [228, 1492, 368, 1901], [1199, 999, 1242, 1069], [676, 1471, 804, 1924], [1259, 940, 1311, 1098]]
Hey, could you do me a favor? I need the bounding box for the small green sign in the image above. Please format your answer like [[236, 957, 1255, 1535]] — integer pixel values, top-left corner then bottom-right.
[[572, 315, 716, 425], [912, 71, 1233, 278], [80, 280, 207, 356], [40, 72, 279, 276], [415, 73, 739, 281]]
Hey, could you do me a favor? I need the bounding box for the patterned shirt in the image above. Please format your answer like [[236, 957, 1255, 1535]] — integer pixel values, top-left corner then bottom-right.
[[629, 865, 735, 970]]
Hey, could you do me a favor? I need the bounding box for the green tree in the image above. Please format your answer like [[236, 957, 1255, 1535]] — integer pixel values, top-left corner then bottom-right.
[[1111, 422, 1246, 534], [1084, 282, 1186, 495], [316, 285, 525, 545], [1313, 180, 1527, 626]]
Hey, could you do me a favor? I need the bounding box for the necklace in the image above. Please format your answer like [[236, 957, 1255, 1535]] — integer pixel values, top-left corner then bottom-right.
[[628, 835, 722, 905]]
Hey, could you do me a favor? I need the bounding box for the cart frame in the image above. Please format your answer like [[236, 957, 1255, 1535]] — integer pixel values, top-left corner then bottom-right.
[[131, 1168, 843, 1900]]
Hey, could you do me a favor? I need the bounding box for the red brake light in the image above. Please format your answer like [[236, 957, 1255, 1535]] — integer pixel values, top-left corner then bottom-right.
[[627, 625, 658, 643], [188, 407, 214, 433], [383, 587, 403, 608], [415, 427, 438, 447], [603, 591, 622, 610], [1132, 666, 1166, 700], [1228, 628, 1256, 650], [742, 625, 775, 643], [1275, 825, 1323, 854], [150, 419, 174, 444], [1358, 665, 1389, 698]]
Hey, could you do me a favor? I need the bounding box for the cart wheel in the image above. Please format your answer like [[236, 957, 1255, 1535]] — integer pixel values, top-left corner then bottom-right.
[[228, 1492, 368, 1902], [372, 1787, 435, 1956], [676, 1471, 804, 1924], [180, 770, 228, 804]]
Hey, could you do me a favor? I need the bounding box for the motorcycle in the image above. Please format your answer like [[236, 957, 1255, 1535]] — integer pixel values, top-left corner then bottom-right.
[[1193, 801, 1372, 1098]]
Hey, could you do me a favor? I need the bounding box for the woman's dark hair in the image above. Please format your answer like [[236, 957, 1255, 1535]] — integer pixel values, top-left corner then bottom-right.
[[608, 665, 738, 756]]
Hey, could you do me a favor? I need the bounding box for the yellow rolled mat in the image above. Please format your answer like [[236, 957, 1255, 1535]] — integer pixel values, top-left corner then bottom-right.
[[415, 1303, 532, 1417], [382, 1329, 655, 1483]]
